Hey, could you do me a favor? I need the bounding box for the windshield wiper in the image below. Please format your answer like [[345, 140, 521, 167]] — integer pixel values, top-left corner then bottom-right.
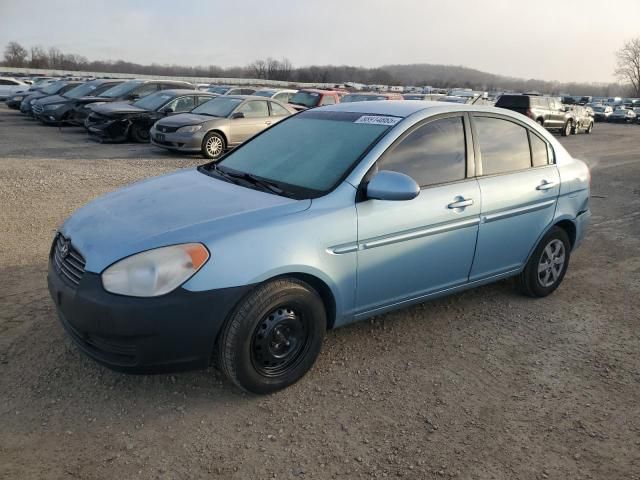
[[215, 166, 286, 196]]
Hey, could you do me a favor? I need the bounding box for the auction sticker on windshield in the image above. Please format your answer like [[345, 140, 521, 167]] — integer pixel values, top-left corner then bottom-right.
[[354, 115, 402, 126]]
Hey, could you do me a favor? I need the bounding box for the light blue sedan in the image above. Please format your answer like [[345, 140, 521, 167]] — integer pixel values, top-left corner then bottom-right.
[[48, 101, 591, 393]]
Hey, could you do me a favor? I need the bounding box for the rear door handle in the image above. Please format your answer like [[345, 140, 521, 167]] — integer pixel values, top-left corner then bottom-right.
[[536, 181, 557, 191], [447, 198, 474, 209]]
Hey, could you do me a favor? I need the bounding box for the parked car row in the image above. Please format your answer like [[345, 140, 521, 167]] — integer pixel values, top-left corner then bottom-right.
[[7, 77, 638, 164]]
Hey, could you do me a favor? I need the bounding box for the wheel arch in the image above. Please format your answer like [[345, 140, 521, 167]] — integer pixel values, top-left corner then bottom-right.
[[206, 128, 228, 146], [269, 272, 337, 330]]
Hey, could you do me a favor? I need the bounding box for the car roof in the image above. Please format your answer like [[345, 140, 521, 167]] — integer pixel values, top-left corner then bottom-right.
[[299, 88, 338, 94], [321, 100, 518, 118], [159, 89, 208, 96]]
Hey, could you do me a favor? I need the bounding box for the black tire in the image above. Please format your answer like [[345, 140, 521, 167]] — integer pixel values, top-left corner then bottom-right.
[[561, 120, 573, 136], [585, 121, 593, 134], [129, 123, 150, 143], [518, 226, 571, 298], [201, 131, 226, 159], [217, 278, 326, 394]]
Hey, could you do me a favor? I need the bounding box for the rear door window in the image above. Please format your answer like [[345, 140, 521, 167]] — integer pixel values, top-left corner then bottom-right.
[[168, 96, 195, 113], [474, 116, 532, 175], [380, 116, 467, 187], [269, 101, 290, 116], [134, 83, 160, 97]]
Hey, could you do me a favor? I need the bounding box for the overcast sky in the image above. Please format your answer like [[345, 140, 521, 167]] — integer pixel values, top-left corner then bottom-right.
[[0, 0, 637, 83]]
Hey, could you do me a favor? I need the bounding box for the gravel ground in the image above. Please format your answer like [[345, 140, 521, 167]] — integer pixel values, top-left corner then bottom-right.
[[0, 105, 639, 480]]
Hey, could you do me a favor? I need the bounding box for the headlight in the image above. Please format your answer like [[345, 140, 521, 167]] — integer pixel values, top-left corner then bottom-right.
[[13, 95, 24, 101], [44, 103, 64, 110], [102, 243, 209, 297], [177, 125, 202, 133]]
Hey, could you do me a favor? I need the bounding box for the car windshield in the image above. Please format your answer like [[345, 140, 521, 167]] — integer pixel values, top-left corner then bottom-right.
[[254, 90, 276, 97], [211, 110, 398, 197], [289, 91, 321, 107], [100, 81, 142, 98], [341, 94, 388, 102], [207, 86, 231, 94], [41, 81, 65, 95], [438, 96, 466, 103], [191, 96, 243, 117], [132, 92, 174, 111], [63, 81, 101, 99], [403, 95, 424, 100], [593, 106, 605, 112]]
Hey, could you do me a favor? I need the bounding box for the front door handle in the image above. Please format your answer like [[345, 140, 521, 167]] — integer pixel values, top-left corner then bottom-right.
[[265, 121, 272, 125], [447, 198, 474, 209], [536, 180, 557, 191]]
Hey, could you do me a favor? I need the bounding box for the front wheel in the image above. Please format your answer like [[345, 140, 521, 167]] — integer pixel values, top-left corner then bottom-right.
[[129, 123, 150, 143], [217, 278, 326, 394], [518, 226, 571, 298], [201, 131, 226, 159], [561, 120, 573, 136], [585, 121, 593, 134]]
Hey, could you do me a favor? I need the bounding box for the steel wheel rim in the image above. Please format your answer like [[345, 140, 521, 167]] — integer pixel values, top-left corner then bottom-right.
[[205, 136, 223, 157], [537, 239, 565, 287], [251, 306, 310, 377]]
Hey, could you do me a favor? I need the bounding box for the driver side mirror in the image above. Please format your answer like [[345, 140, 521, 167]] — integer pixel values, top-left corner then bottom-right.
[[162, 106, 174, 115], [230, 112, 245, 119], [128, 93, 140, 101], [366, 171, 420, 201]]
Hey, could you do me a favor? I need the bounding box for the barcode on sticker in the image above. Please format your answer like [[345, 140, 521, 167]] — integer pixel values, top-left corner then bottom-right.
[[354, 115, 402, 126]]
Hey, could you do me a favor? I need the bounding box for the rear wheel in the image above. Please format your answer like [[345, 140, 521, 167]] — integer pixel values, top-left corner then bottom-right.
[[561, 120, 573, 136], [217, 278, 326, 394], [201, 131, 225, 159], [129, 123, 150, 143], [518, 226, 571, 298]]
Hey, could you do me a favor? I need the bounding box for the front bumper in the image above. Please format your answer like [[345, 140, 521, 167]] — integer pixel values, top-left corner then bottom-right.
[[47, 259, 251, 373], [85, 117, 129, 142], [149, 126, 204, 153], [36, 105, 72, 124], [5, 98, 22, 109]]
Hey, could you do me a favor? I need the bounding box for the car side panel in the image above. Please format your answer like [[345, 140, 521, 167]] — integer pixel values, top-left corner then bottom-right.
[[181, 182, 359, 326]]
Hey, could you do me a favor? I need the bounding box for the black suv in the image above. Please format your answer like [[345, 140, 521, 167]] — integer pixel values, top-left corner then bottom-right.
[[71, 79, 195, 125], [495, 94, 574, 136]]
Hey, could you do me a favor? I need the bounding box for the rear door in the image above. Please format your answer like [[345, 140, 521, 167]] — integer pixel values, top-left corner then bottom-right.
[[355, 114, 481, 315], [469, 114, 559, 280], [228, 100, 270, 144]]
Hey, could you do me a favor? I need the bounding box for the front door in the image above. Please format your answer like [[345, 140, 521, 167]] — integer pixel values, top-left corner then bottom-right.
[[355, 114, 481, 316], [229, 100, 271, 145]]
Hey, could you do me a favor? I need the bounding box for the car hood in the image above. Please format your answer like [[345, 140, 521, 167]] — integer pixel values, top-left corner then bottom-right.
[[156, 113, 216, 127], [92, 102, 147, 116], [36, 94, 69, 106], [60, 168, 311, 273]]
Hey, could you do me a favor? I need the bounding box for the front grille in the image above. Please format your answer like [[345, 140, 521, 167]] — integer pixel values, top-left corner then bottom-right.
[[32, 103, 44, 115], [51, 234, 86, 287], [156, 124, 179, 133]]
